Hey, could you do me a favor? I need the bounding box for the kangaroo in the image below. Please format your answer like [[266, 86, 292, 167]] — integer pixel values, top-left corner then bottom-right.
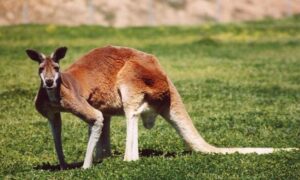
[[26, 46, 297, 170]]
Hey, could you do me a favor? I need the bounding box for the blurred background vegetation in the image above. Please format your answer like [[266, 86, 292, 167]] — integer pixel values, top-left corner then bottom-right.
[[0, 0, 300, 26]]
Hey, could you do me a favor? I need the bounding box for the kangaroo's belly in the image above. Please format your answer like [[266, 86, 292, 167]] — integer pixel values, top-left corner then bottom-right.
[[87, 87, 124, 116], [99, 106, 125, 116]]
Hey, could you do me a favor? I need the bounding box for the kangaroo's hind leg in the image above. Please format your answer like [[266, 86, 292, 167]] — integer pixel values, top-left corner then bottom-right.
[[119, 84, 148, 161]]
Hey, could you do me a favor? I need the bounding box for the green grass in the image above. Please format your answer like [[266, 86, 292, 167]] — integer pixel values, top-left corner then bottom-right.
[[1, 16, 300, 179]]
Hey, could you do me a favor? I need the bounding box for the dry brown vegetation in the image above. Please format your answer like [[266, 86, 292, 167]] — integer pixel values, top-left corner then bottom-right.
[[0, 0, 300, 27]]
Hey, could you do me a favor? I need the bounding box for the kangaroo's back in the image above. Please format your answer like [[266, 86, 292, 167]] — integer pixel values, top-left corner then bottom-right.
[[63, 45, 170, 115], [63, 46, 132, 93]]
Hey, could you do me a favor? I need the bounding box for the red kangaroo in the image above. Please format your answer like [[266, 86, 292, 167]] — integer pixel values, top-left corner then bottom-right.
[[26, 46, 297, 169]]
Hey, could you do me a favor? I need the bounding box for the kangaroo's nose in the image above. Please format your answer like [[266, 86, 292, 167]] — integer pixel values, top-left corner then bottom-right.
[[45, 79, 54, 87]]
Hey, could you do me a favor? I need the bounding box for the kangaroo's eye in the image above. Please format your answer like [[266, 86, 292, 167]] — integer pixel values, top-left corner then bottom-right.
[[39, 67, 44, 72], [54, 67, 59, 71]]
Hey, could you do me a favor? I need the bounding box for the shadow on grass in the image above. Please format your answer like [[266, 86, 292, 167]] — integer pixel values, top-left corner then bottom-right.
[[33, 149, 192, 171], [140, 148, 192, 158], [34, 161, 86, 171]]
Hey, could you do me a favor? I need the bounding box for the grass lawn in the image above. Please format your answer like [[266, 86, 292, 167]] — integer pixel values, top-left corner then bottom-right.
[[0, 16, 300, 179]]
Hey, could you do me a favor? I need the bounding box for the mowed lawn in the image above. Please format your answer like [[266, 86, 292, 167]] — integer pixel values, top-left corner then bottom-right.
[[1, 16, 300, 179]]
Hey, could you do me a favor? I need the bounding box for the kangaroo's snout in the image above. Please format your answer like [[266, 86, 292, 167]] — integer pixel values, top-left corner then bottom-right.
[[45, 79, 54, 87]]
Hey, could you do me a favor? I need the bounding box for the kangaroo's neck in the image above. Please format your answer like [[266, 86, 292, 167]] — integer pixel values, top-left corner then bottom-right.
[[43, 77, 61, 103], [46, 88, 60, 102], [60, 72, 83, 96]]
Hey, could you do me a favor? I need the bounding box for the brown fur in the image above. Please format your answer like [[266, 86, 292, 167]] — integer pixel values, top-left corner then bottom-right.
[[29, 45, 297, 169], [36, 46, 170, 119]]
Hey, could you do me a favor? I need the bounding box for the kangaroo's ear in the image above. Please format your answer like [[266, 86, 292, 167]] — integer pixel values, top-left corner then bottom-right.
[[52, 47, 68, 62], [26, 49, 44, 63]]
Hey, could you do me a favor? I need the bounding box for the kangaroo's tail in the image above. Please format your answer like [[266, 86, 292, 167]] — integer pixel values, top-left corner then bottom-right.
[[160, 79, 297, 154]]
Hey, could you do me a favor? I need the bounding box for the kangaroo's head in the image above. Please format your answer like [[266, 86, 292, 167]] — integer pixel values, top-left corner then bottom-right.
[[26, 47, 68, 89]]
